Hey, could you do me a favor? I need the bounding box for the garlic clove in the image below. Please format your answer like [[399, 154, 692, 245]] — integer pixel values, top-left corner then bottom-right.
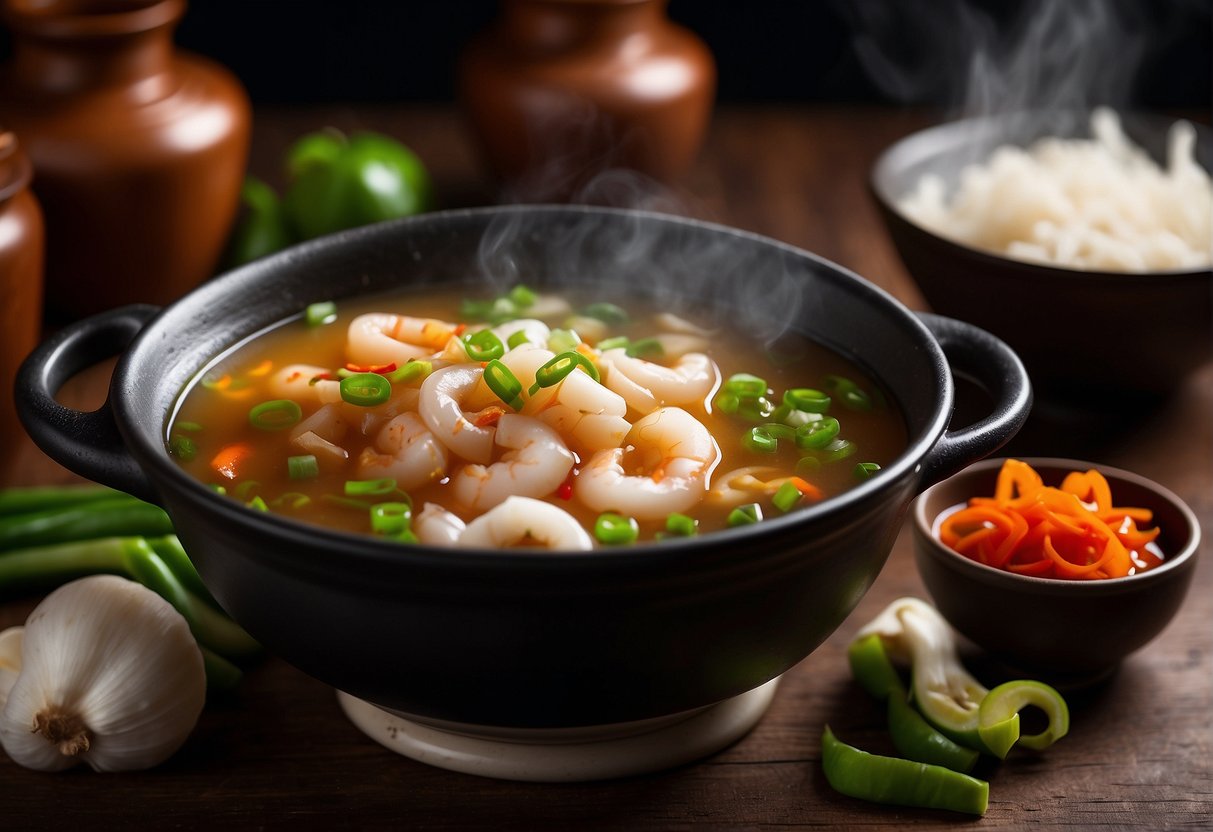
[[0, 627, 23, 711], [0, 575, 206, 772]]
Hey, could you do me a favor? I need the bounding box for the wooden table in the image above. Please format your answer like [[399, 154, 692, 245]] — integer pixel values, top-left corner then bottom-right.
[[3, 106, 1210, 830]]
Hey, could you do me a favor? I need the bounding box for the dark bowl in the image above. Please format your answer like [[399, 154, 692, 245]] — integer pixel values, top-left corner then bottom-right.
[[872, 111, 1213, 410], [17, 206, 1031, 729], [913, 457, 1200, 686]]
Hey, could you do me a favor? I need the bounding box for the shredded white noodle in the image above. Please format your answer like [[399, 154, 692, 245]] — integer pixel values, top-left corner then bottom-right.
[[898, 108, 1213, 272]]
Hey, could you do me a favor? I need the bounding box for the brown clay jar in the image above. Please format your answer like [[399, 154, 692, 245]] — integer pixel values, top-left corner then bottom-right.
[[459, 0, 715, 201], [0, 130, 42, 460], [0, 0, 250, 321]]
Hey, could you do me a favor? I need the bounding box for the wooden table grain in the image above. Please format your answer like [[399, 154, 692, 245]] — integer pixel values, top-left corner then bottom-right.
[[2, 106, 1210, 830]]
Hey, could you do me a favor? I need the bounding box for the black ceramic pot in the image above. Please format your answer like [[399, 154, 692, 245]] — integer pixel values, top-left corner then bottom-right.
[[17, 206, 1031, 729]]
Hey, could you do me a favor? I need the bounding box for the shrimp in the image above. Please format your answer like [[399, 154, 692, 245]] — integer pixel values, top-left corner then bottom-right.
[[356, 412, 449, 490], [451, 415, 574, 512], [458, 496, 593, 551], [531, 369, 631, 456], [413, 503, 466, 547], [268, 364, 342, 405], [600, 347, 718, 410], [575, 407, 718, 520], [492, 318, 551, 349], [418, 365, 495, 464], [347, 313, 458, 367]]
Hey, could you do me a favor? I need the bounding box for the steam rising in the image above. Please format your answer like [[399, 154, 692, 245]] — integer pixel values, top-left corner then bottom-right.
[[840, 0, 1150, 117]]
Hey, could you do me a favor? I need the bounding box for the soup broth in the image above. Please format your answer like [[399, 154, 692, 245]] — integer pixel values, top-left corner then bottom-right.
[[167, 286, 906, 548]]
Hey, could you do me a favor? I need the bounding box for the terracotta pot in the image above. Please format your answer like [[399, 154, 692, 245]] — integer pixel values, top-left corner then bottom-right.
[[0, 0, 250, 321], [459, 0, 715, 201], [0, 130, 42, 466]]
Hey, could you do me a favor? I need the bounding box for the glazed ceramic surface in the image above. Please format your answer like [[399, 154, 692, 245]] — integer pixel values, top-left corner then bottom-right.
[[913, 457, 1200, 684], [17, 206, 1030, 728], [871, 111, 1213, 409], [0, 0, 250, 319]]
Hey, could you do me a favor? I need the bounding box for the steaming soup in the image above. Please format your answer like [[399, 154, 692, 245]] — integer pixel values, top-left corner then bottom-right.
[[167, 287, 905, 548]]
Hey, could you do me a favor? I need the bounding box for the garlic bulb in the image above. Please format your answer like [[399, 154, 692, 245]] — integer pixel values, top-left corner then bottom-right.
[[0, 574, 206, 772]]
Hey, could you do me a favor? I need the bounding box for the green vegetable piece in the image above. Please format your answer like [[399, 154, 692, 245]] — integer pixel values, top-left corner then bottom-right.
[[344, 478, 398, 497], [463, 329, 505, 361], [169, 434, 197, 462], [547, 329, 580, 355], [596, 336, 630, 352], [506, 329, 532, 350], [794, 416, 840, 450], [736, 396, 776, 422], [305, 301, 338, 327], [484, 359, 524, 409], [528, 351, 600, 395], [339, 372, 391, 406], [247, 495, 269, 512], [783, 387, 831, 413], [727, 503, 762, 527], [713, 391, 740, 415], [287, 454, 319, 481], [370, 502, 412, 535], [888, 694, 980, 773], [743, 426, 779, 454], [847, 633, 905, 699], [388, 359, 432, 385], [0, 485, 126, 517], [824, 375, 874, 411], [580, 302, 630, 326], [282, 129, 433, 241], [854, 462, 881, 480], [0, 497, 173, 553], [248, 399, 303, 430], [624, 337, 664, 359], [772, 480, 803, 513], [200, 646, 244, 694], [221, 176, 294, 268], [664, 513, 698, 537], [594, 512, 639, 545], [508, 285, 538, 308], [978, 679, 1070, 758], [723, 373, 767, 398], [821, 726, 988, 816]]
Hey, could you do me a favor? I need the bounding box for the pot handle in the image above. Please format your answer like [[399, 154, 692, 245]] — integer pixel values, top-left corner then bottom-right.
[[16, 304, 162, 505], [916, 312, 1033, 486]]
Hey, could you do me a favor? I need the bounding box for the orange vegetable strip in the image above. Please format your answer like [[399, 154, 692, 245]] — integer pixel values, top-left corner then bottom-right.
[[1007, 558, 1053, 577], [1060, 470, 1113, 511], [994, 458, 1043, 503], [789, 476, 825, 501], [988, 509, 1030, 568], [211, 442, 253, 480]]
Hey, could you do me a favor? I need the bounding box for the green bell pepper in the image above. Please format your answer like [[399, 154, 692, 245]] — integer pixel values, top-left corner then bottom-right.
[[282, 129, 432, 240], [222, 176, 294, 268]]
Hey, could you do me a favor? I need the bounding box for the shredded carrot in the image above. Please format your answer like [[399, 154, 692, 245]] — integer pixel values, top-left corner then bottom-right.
[[211, 442, 253, 480], [938, 459, 1162, 580], [788, 476, 824, 501]]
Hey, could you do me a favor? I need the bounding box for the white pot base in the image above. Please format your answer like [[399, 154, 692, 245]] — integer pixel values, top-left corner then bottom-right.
[[336, 677, 781, 782]]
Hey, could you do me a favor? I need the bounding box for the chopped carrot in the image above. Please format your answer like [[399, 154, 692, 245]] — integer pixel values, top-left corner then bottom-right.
[[788, 476, 824, 501], [937, 459, 1162, 581], [211, 442, 253, 480]]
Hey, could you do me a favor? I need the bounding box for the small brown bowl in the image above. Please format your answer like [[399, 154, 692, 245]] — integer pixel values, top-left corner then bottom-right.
[[872, 111, 1213, 411], [912, 457, 1200, 686]]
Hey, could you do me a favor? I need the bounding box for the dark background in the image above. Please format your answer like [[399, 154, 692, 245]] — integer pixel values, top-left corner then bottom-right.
[[145, 0, 1209, 110]]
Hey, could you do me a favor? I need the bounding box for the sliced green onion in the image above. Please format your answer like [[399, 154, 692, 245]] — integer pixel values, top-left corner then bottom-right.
[[460, 298, 493, 320], [824, 375, 873, 411], [305, 301, 338, 327], [169, 434, 197, 462], [484, 359, 524, 410], [209, 484, 228, 495], [528, 351, 600, 395], [760, 423, 796, 441], [548, 328, 580, 354], [340, 372, 391, 407], [393, 529, 420, 544], [321, 494, 372, 510], [463, 329, 505, 361], [594, 512, 639, 545], [796, 456, 822, 476], [272, 492, 312, 509], [234, 480, 261, 500], [773, 481, 803, 513], [854, 462, 881, 480], [597, 335, 630, 352], [345, 477, 397, 497], [727, 503, 763, 527], [625, 337, 664, 359], [388, 359, 432, 384], [580, 302, 630, 326], [736, 396, 776, 422], [713, 391, 740, 415], [795, 416, 840, 450], [370, 501, 413, 535], [248, 399, 303, 430], [723, 373, 768, 398], [247, 495, 269, 512], [665, 513, 698, 537], [743, 427, 779, 454], [174, 421, 203, 433], [784, 388, 831, 413], [506, 329, 532, 350], [287, 454, 319, 480], [508, 285, 538, 308], [815, 438, 856, 463]]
